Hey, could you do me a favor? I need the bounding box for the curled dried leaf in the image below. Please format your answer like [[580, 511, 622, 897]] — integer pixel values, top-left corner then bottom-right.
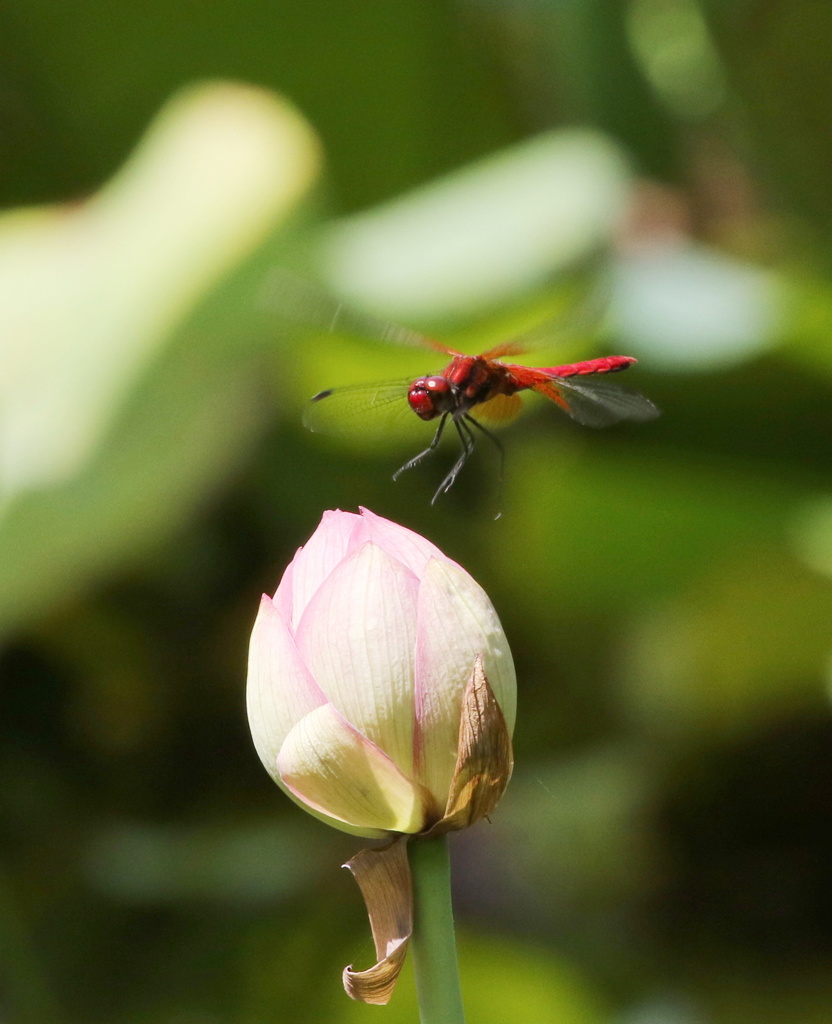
[[342, 838, 413, 1004]]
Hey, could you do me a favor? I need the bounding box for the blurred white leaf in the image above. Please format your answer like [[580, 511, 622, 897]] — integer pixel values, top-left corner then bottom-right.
[[0, 81, 319, 504], [320, 129, 632, 320], [610, 238, 782, 370]]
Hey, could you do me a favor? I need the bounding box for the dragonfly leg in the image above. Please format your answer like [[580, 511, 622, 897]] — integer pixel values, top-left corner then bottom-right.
[[431, 416, 477, 503], [392, 414, 449, 481]]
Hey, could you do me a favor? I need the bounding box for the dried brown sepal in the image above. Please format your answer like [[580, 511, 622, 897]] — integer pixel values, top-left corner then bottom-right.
[[342, 837, 413, 1004], [342, 658, 512, 999], [426, 655, 514, 838]]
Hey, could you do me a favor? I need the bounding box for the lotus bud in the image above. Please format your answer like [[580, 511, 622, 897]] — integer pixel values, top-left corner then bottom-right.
[[246, 507, 516, 1003], [247, 507, 515, 839]]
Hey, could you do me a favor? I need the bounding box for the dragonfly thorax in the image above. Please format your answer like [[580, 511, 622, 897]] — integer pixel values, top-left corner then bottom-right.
[[407, 376, 456, 421]]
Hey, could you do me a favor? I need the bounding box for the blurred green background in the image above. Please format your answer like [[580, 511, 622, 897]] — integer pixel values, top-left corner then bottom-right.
[[2, 2, 832, 1022]]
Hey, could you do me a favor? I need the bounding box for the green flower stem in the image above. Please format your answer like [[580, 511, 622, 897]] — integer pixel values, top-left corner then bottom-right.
[[409, 835, 466, 1024]]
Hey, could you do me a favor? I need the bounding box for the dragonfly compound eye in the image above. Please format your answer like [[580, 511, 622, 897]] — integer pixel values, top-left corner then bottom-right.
[[408, 376, 453, 420]]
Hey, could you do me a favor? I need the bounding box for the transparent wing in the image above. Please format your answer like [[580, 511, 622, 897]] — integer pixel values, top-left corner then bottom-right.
[[302, 379, 417, 438], [261, 269, 455, 355], [531, 374, 660, 428], [479, 275, 611, 361]]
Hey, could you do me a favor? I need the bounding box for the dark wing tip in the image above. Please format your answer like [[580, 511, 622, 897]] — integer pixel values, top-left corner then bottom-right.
[[310, 389, 334, 402]]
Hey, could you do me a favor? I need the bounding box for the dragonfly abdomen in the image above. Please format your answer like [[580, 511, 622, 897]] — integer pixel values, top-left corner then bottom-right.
[[546, 356, 637, 378]]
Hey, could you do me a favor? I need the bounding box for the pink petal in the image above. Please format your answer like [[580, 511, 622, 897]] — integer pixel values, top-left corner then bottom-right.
[[353, 507, 458, 579], [272, 555, 296, 623], [246, 595, 328, 779], [277, 704, 426, 834], [413, 559, 516, 805], [280, 510, 362, 630], [294, 542, 420, 777]]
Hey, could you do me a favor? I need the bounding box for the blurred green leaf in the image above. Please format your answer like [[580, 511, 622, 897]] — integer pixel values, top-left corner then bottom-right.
[[500, 746, 657, 918], [494, 439, 799, 615], [337, 930, 606, 1024], [621, 551, 832, 738], [707, 1, 832, 232], [83, 818, 328, 906]]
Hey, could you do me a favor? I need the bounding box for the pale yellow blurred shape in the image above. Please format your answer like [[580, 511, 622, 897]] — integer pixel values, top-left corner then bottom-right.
[[0, 82, 320, 505]]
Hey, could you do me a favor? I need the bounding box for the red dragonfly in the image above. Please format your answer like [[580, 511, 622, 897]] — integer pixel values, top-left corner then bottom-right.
[[272, 273, 659, 501], [304, 337, 658, 504]]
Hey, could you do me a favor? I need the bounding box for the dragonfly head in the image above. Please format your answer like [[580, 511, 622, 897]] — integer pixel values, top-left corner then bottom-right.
[[407, 376, 454, 421]]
